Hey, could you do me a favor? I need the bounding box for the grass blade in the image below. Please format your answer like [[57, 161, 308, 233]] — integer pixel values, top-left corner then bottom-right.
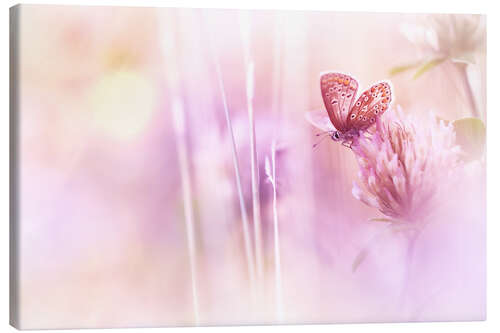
[[389, 61, 422, 76], [412, 58, 446, 79]]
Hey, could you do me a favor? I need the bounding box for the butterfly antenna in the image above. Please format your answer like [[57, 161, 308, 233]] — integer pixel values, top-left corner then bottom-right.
[[312, 133, 330, 149]]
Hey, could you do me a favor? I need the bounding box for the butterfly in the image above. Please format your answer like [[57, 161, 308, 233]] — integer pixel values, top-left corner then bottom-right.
[[306, 72, 393, 148]]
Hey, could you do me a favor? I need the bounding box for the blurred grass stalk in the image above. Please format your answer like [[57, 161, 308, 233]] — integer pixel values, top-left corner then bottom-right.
[[266, 142, 284, 321], [240, 10, 264, 281], [271, 13, 283, 117], [270, 15, 284, 321], [204, 11, 257, 290], [172, 98, 200, 325], [159, 11, 200, 324]]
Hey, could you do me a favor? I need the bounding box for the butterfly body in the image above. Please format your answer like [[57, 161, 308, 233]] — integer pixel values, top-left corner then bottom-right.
[[330, 128, 358, 144], [307, 72, 393, 147]]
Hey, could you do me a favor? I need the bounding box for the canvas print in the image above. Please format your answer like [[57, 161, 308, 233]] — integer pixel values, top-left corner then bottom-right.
[[10, 4, 486, 329]]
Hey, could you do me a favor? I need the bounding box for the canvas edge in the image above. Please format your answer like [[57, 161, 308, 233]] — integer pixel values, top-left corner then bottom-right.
[[10, 3, 21, 330]]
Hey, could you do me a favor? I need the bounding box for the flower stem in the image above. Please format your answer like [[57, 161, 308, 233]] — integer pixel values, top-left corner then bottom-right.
[[399, 228, 420, 317], [457, 63, 480, 118]]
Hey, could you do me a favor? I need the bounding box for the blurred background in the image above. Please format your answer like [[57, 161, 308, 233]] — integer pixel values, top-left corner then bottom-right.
[[15, 5, 486, 329]]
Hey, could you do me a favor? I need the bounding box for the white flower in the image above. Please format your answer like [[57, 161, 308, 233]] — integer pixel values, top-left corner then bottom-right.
[[401, 14, 485, 64]]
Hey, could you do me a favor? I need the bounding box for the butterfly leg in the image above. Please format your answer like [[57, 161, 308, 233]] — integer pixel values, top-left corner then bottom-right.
[[342, 141, 352, 149]]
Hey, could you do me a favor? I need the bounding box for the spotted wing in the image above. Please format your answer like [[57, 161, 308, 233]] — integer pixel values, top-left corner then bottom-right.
[[347, 81, 392, 131], [320, 72, 359, 133], [305, 109, 336, 132]]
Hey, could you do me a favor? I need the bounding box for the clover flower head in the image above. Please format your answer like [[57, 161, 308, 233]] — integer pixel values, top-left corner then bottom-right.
[[351, 107, 461, 223]]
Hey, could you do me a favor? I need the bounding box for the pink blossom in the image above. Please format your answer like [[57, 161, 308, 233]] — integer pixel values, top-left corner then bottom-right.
[[351, 107, 461, 223]]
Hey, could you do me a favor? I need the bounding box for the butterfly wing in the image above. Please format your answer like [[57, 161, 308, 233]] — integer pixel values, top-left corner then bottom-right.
[[347, 81, 392, 131], [320, 72, 359, 133], [305, 109, 336, 132]]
